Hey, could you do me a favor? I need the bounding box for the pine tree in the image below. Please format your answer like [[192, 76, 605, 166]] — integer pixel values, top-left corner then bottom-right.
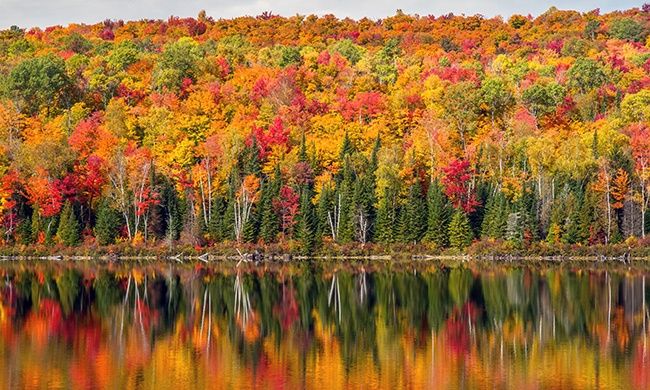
[[425, 180, 451, 247], [448, 209, 473, 250], [398, 180, 427, 243], [295, 185, 317, 253], [94, 199, 121, 245], [56, 201, 80, 246]]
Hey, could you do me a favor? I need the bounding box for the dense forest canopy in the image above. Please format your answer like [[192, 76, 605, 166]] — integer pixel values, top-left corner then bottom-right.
[[0, 7, 649, 252]]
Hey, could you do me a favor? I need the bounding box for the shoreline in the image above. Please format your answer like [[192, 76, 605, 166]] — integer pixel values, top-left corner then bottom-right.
[[0, 252, 647, 264]]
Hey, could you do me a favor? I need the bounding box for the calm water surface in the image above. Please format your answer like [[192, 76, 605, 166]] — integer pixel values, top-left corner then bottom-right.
[[0, 260, 649, 389]]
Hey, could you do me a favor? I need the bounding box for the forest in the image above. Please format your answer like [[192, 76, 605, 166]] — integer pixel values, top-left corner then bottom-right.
[[0, 7, 649, 255]]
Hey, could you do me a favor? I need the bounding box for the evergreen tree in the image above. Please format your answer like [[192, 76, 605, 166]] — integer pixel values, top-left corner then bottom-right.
[[350, 174, 376, 244], [448, 209, 473, 250], [161, 179, 183, 242], [241, 136, 262, 177], [94, 199, 121, 245], [242, 209, 259, 242], [208, 195, 228, 241], [398, 180, 427, 243], [562, 192, 582, 244], [338, 131, 355, 162], [259, 167, 281, 243], [481, 190, 509, 239], [295, 185, 317, 253], [375, 187, 399, 244], [298, 131, 308, 162], [425, 180, 451, 247], [336, 160, 355, 242], [56, 201, 80, 246], [316, 183, 334, 240]]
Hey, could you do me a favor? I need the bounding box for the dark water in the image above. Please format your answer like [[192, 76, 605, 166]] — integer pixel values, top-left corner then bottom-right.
[[0, 260, 649, 389]]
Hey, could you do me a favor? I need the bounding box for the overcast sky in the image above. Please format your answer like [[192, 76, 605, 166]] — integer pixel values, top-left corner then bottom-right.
[[0, 0, 641, 29]]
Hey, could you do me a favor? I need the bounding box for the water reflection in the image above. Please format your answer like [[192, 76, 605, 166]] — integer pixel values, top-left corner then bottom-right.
[[0, 261, 649, 389]]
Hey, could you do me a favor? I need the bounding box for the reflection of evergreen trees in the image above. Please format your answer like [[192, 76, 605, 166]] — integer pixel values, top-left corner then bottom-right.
[[2, 263, 650, 365]]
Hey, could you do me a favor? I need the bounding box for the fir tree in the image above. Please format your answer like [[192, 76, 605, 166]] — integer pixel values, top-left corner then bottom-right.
[[208, 195, 227, 241], [161, 179, 183, 242], [56, 201, 80, 246], [375, 187, 399, 244], [336, 160, 355, 242], [425, 180, 451, 248], [295, 185, 317, 253], [338, 131, 355, 162], [350, 174, 376, 244], [94, 199, 121, 245], [562, 193, 582, 244], [448, 209, 473, 250], [398, 180, 427, 243], [242, 135, 262, 177], [259, 167, 281, 243], [481, 190, 509, 239], [316, 183, 335, 240]]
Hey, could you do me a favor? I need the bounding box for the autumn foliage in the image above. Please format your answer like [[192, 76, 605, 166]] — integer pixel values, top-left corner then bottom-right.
[[0, 6, 649, 250]]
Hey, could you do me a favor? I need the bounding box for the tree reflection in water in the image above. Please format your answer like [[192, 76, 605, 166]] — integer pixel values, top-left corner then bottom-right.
[[0, 261, 649, 389]]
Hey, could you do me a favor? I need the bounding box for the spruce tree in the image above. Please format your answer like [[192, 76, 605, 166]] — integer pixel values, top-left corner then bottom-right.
[[242, 135, 262, 177], [94, 199, 121, 245], [425, 180, 451, 248], [481, 190, 509, 239], [259, 168, 281, 243], [161, 179, 183, 242], [295, 185, 317, 253], [336, 160, 355, 242], [448, 209, 473, 250], [316, 183, 334, 240], [562, 192, 582, 244], [338, 131, 355, 163], [399, 180, 427, 243], [208, 195, 227, 241], [375, 188, 399, 244], [56, 201, 80, 246], [350, 174, 376, 244]]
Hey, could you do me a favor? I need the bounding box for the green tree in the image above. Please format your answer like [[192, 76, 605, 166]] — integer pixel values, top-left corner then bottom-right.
[[153, 37, 203, 91], [295, 185, 317, 253], [94, 199, 121, 245], [332, 39, 364, 65], [10, 54, 71, 115], [56, 201, 80, 246], [398, 179, 427, 243], [521, 82, 566, 119], [448, 209, 473, 250], [609, 18, 647, 42], [480, 77, 514, 125], [567, 58, 607, 94], [481, 190, 509, 239], [425, 180, 451, 248], [259, 167, 281, 243]]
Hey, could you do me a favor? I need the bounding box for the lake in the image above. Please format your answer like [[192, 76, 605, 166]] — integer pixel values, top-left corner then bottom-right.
[[0, 260, 648, 389]]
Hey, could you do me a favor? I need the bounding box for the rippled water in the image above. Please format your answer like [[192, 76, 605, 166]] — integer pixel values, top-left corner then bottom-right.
[[0, 260, 649, 389]]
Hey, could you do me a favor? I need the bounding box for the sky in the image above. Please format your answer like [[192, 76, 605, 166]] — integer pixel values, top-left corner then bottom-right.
[[0, 0, 642, 29]]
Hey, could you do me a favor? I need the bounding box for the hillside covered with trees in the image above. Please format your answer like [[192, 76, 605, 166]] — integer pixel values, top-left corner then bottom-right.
[[0, 7, 649, 255]]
